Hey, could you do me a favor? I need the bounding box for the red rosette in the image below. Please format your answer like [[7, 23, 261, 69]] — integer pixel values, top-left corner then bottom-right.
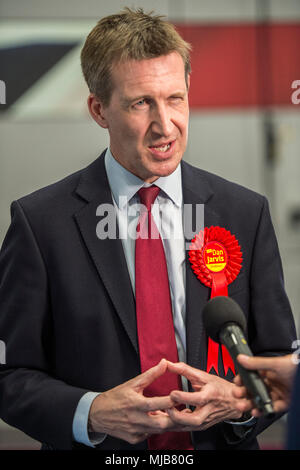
[[189, 226, 243, 376], [189, 226, 243, 288]]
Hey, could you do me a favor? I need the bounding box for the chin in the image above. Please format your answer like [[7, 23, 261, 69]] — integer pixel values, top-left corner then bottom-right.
[[152, 160, 180, 178]]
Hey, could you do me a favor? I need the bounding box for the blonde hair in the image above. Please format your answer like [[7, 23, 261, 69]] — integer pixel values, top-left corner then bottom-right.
[[81, 7, 191, 106]]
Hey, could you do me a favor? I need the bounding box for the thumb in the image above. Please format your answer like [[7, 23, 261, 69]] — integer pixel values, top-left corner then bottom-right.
[[237, 354, 276, 371]]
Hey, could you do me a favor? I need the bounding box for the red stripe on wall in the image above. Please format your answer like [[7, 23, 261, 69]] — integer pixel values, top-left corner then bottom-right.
[[175, 23, 300, 109]]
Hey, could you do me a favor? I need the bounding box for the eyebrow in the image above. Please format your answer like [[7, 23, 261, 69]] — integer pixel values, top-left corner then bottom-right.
[[120, 91, 187, 108]]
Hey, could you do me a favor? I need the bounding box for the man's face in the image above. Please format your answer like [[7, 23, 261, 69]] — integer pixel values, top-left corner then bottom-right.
[[95, 52, 189, 183]]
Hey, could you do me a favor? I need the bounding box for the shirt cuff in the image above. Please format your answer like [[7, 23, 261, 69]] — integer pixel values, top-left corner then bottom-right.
[[225, 416, 257, 426], [72, 391, 107, 447]]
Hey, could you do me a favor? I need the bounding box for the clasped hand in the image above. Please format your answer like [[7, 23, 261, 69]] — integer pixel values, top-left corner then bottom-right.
[[89, 359, 244, 444]]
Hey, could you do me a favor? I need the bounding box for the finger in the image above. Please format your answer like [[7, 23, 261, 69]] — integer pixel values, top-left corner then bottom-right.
[[170, 390, 208, 407], [232, 385, 248, 399], [168, 403, 212, 428], [134, 359, 168, 391], [167, 408, 193, 430], [272, 400, 288, 413], [126, 406, 176, 434], [154, 409, 191, 432], [237, 354, 276, 372], [167, 407, 192, 425], [148, 410, 182, 432], [233, 375, 243, 386], [148, 410, 169, 416], [141, 395, 175, 412], [235, 398, 254, 413], [251, 408, 263, 417], [167, 361, 207, 384]]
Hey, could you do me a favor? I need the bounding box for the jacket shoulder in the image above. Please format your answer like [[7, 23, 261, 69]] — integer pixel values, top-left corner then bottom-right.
[[17, 168, 83, 210], [15, 151, 106, 216], [182, 160, 266, 206]]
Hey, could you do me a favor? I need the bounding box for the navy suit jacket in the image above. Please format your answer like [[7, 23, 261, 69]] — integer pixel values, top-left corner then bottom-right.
[[0, 152, 296, 450]]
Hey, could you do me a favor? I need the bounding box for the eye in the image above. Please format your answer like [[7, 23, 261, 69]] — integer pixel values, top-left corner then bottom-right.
[[132, 98, 150, 109], [170, 96, 184, 103]]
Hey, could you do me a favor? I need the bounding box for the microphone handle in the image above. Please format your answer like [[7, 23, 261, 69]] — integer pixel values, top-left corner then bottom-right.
[[220, 324, 275, 418]]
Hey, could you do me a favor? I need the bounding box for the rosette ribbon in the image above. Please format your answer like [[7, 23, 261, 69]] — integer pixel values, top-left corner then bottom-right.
[[189, 226, 243, 376]]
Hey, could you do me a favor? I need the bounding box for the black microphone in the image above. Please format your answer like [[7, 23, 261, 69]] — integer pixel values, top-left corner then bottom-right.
[[203, 296, 275, 418]]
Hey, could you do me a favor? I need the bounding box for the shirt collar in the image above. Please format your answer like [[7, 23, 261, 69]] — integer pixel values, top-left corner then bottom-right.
[[104, 148, 182, 210]]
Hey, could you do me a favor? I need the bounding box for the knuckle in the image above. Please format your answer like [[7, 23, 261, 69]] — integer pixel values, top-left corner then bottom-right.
[[126, 422, 138, 437], [143, 399, 152, 412], [127, 428, 140, 444], [152, 420, 163, 432], [128, 435, 138, 444], [154, 420, 167, 433]]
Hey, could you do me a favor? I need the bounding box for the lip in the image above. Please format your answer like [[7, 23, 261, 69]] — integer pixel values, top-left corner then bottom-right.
[[148, 140, 176, 159]]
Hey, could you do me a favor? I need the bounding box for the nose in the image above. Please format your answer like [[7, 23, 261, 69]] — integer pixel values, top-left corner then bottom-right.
[[150, 103, 174, 137]]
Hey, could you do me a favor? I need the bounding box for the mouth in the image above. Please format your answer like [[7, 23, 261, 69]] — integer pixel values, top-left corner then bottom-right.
[[148, 140, 175, 158]]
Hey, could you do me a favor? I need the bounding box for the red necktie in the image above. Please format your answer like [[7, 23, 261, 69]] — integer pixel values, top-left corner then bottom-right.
[[135, 186, 193, 450]]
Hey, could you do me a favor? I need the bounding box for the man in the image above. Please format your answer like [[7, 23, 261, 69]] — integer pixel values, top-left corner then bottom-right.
[[0, 8, 296, 450]]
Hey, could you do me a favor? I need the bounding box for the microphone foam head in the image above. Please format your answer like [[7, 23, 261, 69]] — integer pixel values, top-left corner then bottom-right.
[[203, 296, 246, 343]]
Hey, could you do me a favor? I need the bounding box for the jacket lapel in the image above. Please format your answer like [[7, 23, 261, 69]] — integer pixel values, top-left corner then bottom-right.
[[181, 161, 220, 372], [73, 152, 138, 354]]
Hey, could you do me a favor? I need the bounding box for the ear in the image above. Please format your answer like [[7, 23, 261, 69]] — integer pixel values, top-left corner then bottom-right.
[[87, 93, 109, 129]]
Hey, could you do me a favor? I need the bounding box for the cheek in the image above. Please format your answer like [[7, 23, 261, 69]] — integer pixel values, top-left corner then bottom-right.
[[109, 121, 135, 149], [128, 122, 149, 147], [177, 110, 189, 134], [118, 116, 145, 141], [168, 107, 189, 138]]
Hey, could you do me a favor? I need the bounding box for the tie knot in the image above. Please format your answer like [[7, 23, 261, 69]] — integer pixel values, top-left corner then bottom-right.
[[138, 185, 160, 211]]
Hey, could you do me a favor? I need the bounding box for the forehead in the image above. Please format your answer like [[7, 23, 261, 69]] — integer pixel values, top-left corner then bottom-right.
[[110, 52, 186, 98]]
